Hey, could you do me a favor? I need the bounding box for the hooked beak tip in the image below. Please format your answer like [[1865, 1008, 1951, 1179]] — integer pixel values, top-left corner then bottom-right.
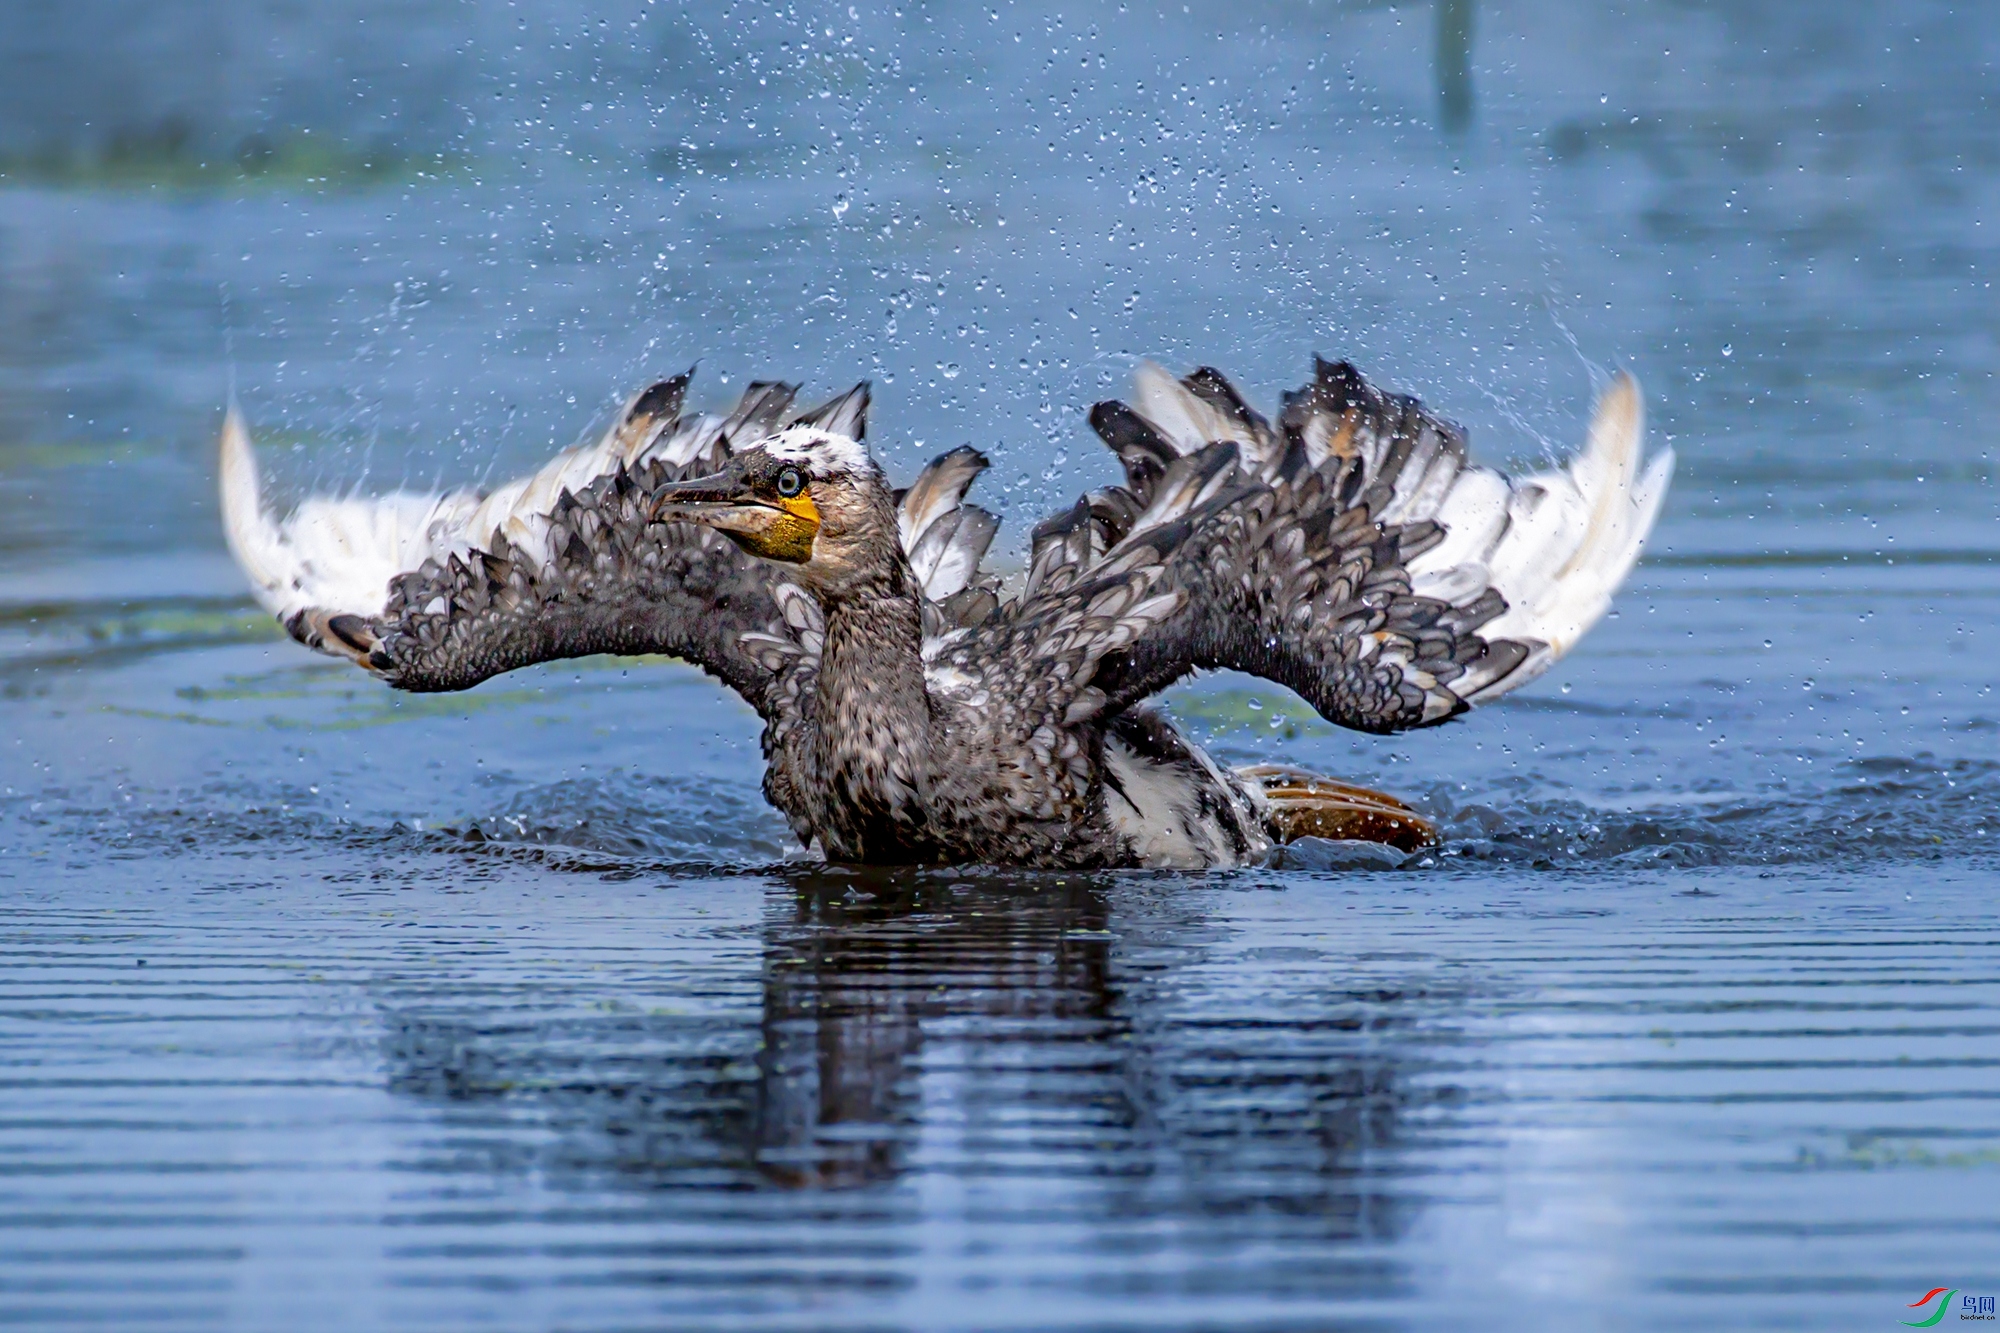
[[648, 479, 718, 523]]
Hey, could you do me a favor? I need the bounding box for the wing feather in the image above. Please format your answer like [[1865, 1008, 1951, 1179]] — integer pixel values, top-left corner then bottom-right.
[[969, 358, 1670, 737], [895, 444, 1002, 627], [222, 377, 1011, 714], [223, 377, 828, 711]]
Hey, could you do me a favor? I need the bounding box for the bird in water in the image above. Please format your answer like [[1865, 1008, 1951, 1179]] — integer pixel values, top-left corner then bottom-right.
[[220, 359, 1671, 868]]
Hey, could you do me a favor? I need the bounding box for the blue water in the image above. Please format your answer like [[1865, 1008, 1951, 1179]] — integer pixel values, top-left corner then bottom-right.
[[2, 2, 1997, 1329]]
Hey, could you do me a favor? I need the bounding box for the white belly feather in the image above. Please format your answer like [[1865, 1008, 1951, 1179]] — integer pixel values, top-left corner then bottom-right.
[[1101, 721, 1269, 869]]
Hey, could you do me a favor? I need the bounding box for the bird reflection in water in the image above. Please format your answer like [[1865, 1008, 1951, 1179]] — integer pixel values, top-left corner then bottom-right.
[[381, 869, 1463, 1255], [749, 870, 1124, 1189]]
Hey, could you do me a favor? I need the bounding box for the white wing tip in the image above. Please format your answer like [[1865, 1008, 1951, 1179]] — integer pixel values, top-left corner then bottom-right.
[[1547, 371, 1667, 641], [1590, 371, 1643, 460], [218, 403, 253, 495], [1463, 370, 1673, 700], [218, 406, 294, 615]]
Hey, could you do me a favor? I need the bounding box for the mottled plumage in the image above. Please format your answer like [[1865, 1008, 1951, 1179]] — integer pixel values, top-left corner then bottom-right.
[[221, 360, 1671, 868]]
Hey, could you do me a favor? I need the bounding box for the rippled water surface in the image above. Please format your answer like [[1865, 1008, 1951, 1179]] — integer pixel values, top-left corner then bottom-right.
[[3, 2, 1997, 1329]]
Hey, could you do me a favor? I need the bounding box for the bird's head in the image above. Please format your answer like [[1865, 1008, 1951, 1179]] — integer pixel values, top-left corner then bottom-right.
[[649, 425, 901, 598]]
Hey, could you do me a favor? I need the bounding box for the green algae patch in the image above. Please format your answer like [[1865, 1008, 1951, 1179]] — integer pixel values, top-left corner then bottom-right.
[[0, 121, 466, 195], [1167, 684, 1333, 741]]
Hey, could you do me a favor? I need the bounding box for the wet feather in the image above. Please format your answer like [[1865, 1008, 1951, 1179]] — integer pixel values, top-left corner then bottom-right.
[[219, 358, 1669, 868]]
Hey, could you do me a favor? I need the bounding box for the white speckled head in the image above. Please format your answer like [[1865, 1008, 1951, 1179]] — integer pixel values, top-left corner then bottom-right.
[[756, 426, 876, 480]]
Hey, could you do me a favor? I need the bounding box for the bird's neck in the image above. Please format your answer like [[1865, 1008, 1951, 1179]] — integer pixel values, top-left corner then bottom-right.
[[809, 567, 933, 859]]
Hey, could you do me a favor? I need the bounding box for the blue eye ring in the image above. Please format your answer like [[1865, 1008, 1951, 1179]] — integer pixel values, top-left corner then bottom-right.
[[776, 466, 805, 498]]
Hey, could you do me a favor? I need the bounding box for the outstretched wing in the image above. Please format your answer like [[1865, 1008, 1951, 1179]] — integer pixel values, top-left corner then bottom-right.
[[222, 373, 1001, 724], [962, 358, 1671, 737], [222, 374, 841, 714]]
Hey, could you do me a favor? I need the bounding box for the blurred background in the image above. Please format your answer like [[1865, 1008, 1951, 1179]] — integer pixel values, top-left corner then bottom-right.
[[2, 4, 1997, 1330], [3, 0, 1994, 560]]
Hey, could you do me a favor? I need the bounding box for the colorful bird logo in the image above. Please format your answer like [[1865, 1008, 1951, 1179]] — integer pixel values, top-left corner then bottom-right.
[[1902, 1288, 1957, 1328]]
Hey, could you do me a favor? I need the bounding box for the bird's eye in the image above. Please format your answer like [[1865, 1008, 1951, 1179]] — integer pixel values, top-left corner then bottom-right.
[[775, 467, 805, 498]]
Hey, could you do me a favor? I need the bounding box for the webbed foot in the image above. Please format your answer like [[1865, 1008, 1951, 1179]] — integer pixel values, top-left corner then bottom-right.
[[1236, 764, 1438, 853]]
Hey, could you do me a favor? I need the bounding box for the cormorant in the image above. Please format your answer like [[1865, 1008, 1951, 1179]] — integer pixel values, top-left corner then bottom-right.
[[221, 359, 1670, 868]]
